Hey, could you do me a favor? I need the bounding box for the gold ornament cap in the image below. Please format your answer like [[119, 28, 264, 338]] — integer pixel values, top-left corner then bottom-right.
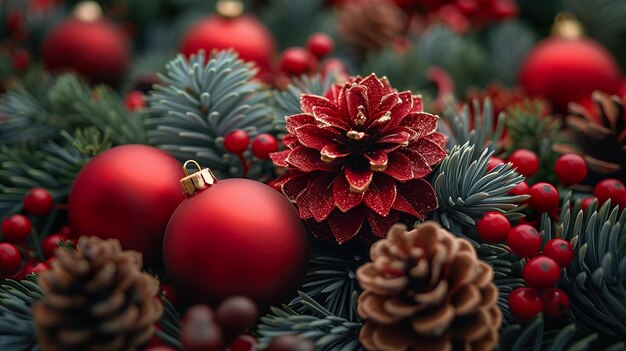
[[216, 0, 244, 19], [74, 1, 103, 22], [552, 12, 584, 40], [180, 160, 218, 195]]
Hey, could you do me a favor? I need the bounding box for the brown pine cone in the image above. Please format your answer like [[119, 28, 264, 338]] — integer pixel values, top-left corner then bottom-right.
[[32, 236, 163, 351], [356, 222, 501, 351], [337, 0, 406, 52]]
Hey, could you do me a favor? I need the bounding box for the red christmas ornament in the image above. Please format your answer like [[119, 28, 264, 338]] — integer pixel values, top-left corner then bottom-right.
[[508, 149, 539, 177], [306, 33, 335, 59], [508, 287, 543, 322], [23, 187, 54, 216], [224, 129, 250, 154], [124, 91, 146, 112], [543, 238, 573, 268], [554, 154, 587, 186], [523, 255, 561, 289], [0, 242, 22, 276], [593, 178, 626, 208], [279, 47, 317, 76], [251, 133, 279, 160], [42, 234, 65, 259], [164, 161, 308, 309], [528, 182, 560, 213], [41, 4, 130, 85], [1, 214, 32, 244], [180, 1, 275, 72], [541, 288, 569, 318], [476, 212, 510, 244], [487, 156, 505, 171], [69, 145, 185, 263], [506, 224, 542, 257]]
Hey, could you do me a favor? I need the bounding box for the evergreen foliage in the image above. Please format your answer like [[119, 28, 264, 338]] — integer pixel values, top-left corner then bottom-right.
[[0, 276, 42, 351]]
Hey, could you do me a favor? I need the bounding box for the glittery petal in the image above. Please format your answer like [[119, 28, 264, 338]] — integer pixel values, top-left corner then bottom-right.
[[400, 112, 439, 135], [347, 84, 369, 122], [324, 83, 342, 102], [285, 113, 315, 134], [383, 152, 413, 181], [425, 132, 448, 148], [360, 73, 385, 110], [301, 94, 336, 114], [389, 91, 413, 121], [305, 173, 336, 221], [413, 139, 447, 166], [377, 131, 411, 145], [295, 187, 314, 219], [364, 174, 397, 216], [364, 151, 388, 170], [333, 174, 364, 212], [281, 134, 300, 149], [320, 144, 351, 161], [398, 149, 432, 178], [391, 192, 421, 218], [397, 179, 439, 218], [270, 149, 290, 167], [295, 124, 342, 150], [327, 207, 366, 244], [345, 167, 374, 193], [367, 210, 400, 238], [278, 172, 311, 202], [313, 106, 350, 130], [378, 92, 400, 114], [286, 146, 338, 172], [412, 95, 424, 113]]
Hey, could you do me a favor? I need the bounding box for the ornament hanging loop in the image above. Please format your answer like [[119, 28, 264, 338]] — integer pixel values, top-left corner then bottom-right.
[[180, 160, 218, 195]]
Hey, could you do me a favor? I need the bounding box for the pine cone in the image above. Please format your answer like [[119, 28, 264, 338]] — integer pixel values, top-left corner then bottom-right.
[[562, 92, 626, 183], [338, 0, 406, 52], [356, 222, 501, 351], [32, 236, 162, 351]]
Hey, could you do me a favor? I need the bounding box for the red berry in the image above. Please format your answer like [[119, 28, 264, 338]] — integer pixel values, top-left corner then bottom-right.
[[554, 154, 587, 186], [306, 33, 335, 59], [490, 0, 518, 19], [25, 261, 50, 275], [580, 197, 595, 212], [279, 47, 316, 76], [182, 305, 223, 351], [42, 234, 65, 259], [23, 187, 54, 216], [541, 288, 569, 318], [476, 212, 511, 243], [12, 48, 30, 70], [523, 255, 561, 289], [216, 296, 258, 340], [455, 0, 478, 15], [58, 225, 73, 238], [1, 214, 32, 244], [320, 58, 348, 77], [508, 288, 543, 322], [125, 91, 146, 112], [506, 224, 542, 257], [528, 182, 560, 213], [543, 239, 574, 267], [230, 335, 257, 351], [224, 129, 250, 154], [487, 156, 505, 171], [251, 133, 279, 160], [593, 178, 626, 208], [508, 149, 539, 177], [510, 181, 529, 196], [0, 242, 22, 276], [161, 284, 179, 306]]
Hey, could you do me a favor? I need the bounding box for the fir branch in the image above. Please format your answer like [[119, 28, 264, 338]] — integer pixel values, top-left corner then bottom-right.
[[440, 98, 504, 153], [273, 73, 338, 124], [257, 292, 364, 351], [0, 276, 42, 351], [430, 143, 528, 237], [260, 0, 330, 50], [147, 50, 278, 179], [485, 21, 536, 86], [155, 296, 182, 349], [503, 101, 561, 157]]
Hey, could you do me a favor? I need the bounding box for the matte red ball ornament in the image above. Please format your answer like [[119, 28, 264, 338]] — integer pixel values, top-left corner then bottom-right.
[[554, 154, 587, 186], [508, 149, 539, 177], [23, 188, 54, 216], [0, 242, 22, 276], [41, 5, 130, 85], [507, 224, 542, 257], [593, 178, 626, 208], [69, 145, 185, 263], [1, 214, 32, 244], [528, 182, 560, 213], [164, 161, 308, 309], [523, 255, 561, 289], [541, 288, 569, 318], [508, 287, 543, 322], [543, 238, 573, 268], [476, 212, 510, 244]]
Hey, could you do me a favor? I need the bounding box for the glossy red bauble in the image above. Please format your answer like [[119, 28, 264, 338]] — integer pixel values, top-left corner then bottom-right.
[[508, 288, 543, 322], [251, 134, 279, 160], [543, 238, 573, 268], [42, 234, 65, 259], [1, 214, 32, 244], [0, 242, 22, 276], [180, 15, 275, 72], [224, 129, 250, 154], [519, 37, 621, 112], [306, 33, 335, 58], [476, 212, 510, 243], [593, 178, 626, 208], [23, 188, 54, 216], [523, 255, 561, 289], [486, 156, 505, 171], [69, 145, 185, 263], [279, 47, 316, 76], [42, 18, 130, 85], [528, 182, 560, 213], [508, 149, 539, 177], [164, 178, 308, 310], [541, 288, 569, 318], [506, 224, 542, 257], [554, 154, 587, 186]]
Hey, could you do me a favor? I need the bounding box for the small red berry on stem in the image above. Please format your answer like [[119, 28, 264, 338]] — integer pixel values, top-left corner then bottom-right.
[[508, 287, 543, 322], [541, 288, 569, 318], [125, 91, 146, 112], [508, 149, 539, 177], [487, 156, 505, 171], [58, 225, 73, 238], [181, 305, 223, 351], [580, 197, 595, 212], [1, 214, 32, 244], [528, 182, 560, 213], [0, 242, 22, 276], [510, 181, 529, 196], [320, 58, 348, 77], [12, 48, 31, 70], [23, 187, 54, 216], [554, 154, 587, 186], [543, 238, 573, 267], [42, 234, 66, 259], [279, 47, 316, 76], [476, 212, 511, 243], [216, 296, 258, 341], [523, 255, 561, 289], [506, 224, 542, 257], [593, 178, 626, 208], [490, 0, 518, 19], [306, 33, 334, 59], [251, 134, 279, 160], [224, 129, 250, 154], [25, 261, 50, 275], [230, 335, 257, 351]]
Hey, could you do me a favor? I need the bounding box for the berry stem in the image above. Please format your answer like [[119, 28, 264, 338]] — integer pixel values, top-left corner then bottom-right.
[[30, 227, 44, 261], [237, 153, 250, 178], [39, 208, 59, 240]]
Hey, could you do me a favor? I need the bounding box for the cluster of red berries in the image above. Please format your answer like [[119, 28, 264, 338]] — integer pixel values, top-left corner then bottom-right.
[[433, 0, 517, 33], [0, 188, 71, 279], [278, 32, 346, 79], [223, 129, 279, 160]]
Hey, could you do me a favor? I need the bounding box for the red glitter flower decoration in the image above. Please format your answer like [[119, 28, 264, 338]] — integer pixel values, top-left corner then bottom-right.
[[271, 74, 447, 244]]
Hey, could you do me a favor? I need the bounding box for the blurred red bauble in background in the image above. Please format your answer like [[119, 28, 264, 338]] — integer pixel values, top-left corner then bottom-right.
[[519, 37, 621, 112], [41, 3, 130, 85], [180, 1, 275, 72], [164, 164, 308, 310], [69, 145, 184, 264]]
